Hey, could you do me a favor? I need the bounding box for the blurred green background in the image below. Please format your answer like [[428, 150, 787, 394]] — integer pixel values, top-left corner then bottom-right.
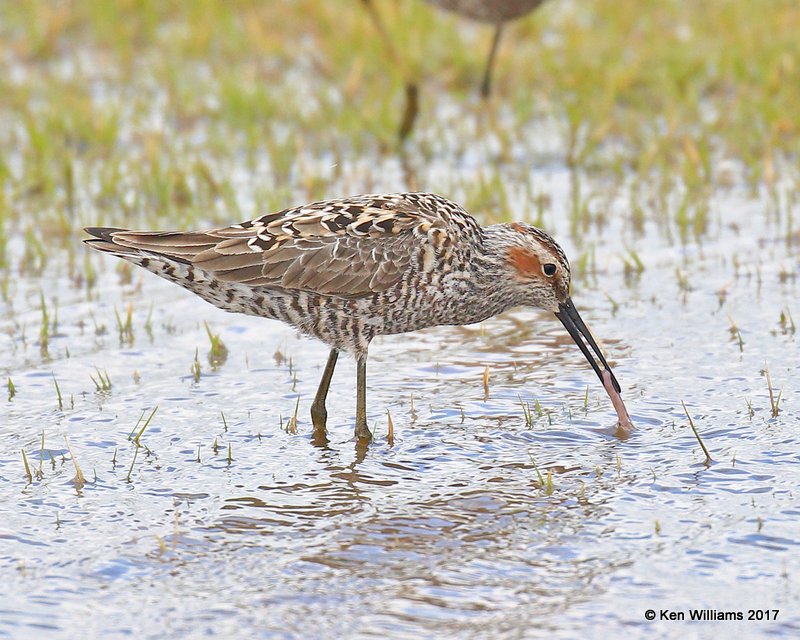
[[1, 0, 798, 268]]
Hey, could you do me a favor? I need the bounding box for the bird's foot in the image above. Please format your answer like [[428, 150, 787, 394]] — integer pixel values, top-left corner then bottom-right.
[[310, 404, 330, 447], [354, 421, 372, 442], [310, 402, 327, 430]]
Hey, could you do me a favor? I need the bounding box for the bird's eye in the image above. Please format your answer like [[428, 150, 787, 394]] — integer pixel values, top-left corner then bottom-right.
[[542, 263, 557, 277]]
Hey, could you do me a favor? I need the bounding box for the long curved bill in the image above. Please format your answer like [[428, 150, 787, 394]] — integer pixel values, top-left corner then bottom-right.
[[555, 298, 621, 394]]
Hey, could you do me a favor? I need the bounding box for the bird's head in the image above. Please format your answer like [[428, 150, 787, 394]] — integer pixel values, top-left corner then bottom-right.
[[500, 222, 622, 394], [502, 222, 570, 312]]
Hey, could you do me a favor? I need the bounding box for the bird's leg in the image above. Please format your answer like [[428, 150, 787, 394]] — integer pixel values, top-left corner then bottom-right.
[[397, 82, 419, 143], [481, 23, 505, 98], [360, 0, 419, 141], [354, 355, 372, 441], [311, 349, 339, 432]]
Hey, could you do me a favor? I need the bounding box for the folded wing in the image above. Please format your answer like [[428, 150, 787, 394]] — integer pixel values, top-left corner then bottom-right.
[[88, 193, 461, 297]]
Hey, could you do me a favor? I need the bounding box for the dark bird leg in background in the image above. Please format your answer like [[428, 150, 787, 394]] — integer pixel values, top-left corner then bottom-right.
[[398, 82, 420, 142], [481, 23, 504, 98], [360, 0, 420, 142], [311, 349, 339, 434], [355, 356, 371, 440]]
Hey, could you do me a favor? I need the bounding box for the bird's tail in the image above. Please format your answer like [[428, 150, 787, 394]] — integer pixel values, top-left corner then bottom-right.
[[83, 227, 216, 264], [83, 226, 274, 319], [83, 227, 139, 257]]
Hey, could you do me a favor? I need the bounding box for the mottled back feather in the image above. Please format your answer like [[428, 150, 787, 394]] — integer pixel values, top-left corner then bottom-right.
[[89, 193, 482, 297]]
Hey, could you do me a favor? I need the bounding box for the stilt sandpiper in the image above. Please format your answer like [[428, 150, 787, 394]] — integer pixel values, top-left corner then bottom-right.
[[85, 192, 625, 441]]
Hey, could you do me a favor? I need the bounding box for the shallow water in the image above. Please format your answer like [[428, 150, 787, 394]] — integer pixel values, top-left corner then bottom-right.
[[1, 159, 798, 638]]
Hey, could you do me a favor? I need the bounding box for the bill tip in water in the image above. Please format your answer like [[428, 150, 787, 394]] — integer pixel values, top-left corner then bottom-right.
[[601, 369, 634, 434]]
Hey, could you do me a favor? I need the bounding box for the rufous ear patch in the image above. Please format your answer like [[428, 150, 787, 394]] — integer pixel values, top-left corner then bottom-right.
[[507, 246, 542, 278]]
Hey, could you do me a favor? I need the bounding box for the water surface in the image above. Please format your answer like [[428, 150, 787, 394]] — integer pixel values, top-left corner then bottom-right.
[[2, 171, 798, 639]]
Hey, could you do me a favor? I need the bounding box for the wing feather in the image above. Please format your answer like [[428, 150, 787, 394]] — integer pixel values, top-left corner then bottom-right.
[[87, 193, 482, 297]]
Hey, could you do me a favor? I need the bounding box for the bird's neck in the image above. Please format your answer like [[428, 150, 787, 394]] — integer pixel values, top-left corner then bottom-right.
[[474, 224, 516, 285], [454, 224, 528, 322]]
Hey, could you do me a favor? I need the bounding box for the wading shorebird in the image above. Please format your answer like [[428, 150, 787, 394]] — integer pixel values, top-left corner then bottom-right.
[[424, 0, 547, 97], [85, 192, 625, 441], [360, 0, 548, 140]]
